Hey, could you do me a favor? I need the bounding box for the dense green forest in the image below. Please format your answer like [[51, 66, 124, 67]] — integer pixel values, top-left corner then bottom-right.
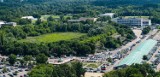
[[1, 0, 160, 23]]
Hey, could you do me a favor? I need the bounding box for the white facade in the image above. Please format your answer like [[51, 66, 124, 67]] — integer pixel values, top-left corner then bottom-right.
[[0, 21, 17, 28], [100, 13, 115, 18], [6, 22, 17, 27], [0, 21, 5, 25], [112, 18, 151, 26], [22, 16, 37, 20], [0, 21, 5, 27]]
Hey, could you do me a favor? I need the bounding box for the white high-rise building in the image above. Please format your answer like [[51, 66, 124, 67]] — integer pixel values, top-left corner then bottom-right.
[[112, 18, 151, 27]]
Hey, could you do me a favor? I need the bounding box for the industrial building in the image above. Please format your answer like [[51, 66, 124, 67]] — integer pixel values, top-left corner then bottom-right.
[[112, 17, 151, 26]]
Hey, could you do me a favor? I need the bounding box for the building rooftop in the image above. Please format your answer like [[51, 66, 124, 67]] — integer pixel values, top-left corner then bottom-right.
[[0, 21, 5, 25], [100, 13, 115, 16], [22, 16, 37, 20], [118, 39, 157, 66]]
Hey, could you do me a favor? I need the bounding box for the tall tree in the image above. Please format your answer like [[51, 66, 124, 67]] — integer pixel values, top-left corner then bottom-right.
[[8, 54, 17, 65], [0, 31, 5, 46], [36, 53, 48, 64], [72, 62, 85, 77]]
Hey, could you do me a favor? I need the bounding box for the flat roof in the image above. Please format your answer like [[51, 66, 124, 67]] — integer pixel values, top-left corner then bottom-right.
[[118, 39, 157, 66]]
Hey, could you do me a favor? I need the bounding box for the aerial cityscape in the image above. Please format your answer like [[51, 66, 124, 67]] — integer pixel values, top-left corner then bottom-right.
[[0, 0, 160, 77]]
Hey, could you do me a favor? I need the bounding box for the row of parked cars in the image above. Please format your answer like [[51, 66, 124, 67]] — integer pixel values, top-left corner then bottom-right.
[[0, 64, 29, 77]]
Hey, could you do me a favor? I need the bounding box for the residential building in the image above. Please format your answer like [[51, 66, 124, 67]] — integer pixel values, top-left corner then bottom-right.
[[99, 13, 115, 18], [112, 17, 151, 26]]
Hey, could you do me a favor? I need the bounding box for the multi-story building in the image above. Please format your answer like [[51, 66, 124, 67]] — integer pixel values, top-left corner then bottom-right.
[[112, 18, 151, 26]]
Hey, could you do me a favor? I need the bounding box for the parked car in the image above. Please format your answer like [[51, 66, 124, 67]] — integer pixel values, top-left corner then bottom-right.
[[8, 73, 14, 77], [18, 69, 23, 72], [24, 74, 29, 77]]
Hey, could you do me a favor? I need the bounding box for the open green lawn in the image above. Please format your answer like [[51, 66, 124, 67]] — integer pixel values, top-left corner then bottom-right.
[[19, 32, 86, 43], [80, 34, 104, 43]]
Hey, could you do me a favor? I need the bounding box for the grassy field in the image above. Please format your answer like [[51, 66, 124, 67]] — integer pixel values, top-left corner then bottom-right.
[[80, 34, 105, 43], [19, 32, 86, 43]]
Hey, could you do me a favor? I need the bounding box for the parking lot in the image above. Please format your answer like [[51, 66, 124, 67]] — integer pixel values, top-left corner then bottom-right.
[[81, 28, 160, 73], [0, 55, 30, 77], [146, 30, 160, 71], [0, 64, 28, 77]]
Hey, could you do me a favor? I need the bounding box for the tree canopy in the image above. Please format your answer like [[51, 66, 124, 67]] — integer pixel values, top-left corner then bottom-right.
[[28, 62, 85, 77], [104, 63, 160, 77]]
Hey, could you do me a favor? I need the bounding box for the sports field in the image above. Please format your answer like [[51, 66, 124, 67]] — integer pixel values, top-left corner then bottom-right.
[[118, 39, 157, 66], [19, 32, 86, 43]]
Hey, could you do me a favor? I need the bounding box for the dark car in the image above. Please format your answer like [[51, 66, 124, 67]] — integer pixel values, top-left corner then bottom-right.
[[25, 69, 29, 71], [8, 73, 13, 77], [2, 75, 5, 77], [13, 72, 17, 75], [24, 74, 29, 77], [18, 69, 23, 72]]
